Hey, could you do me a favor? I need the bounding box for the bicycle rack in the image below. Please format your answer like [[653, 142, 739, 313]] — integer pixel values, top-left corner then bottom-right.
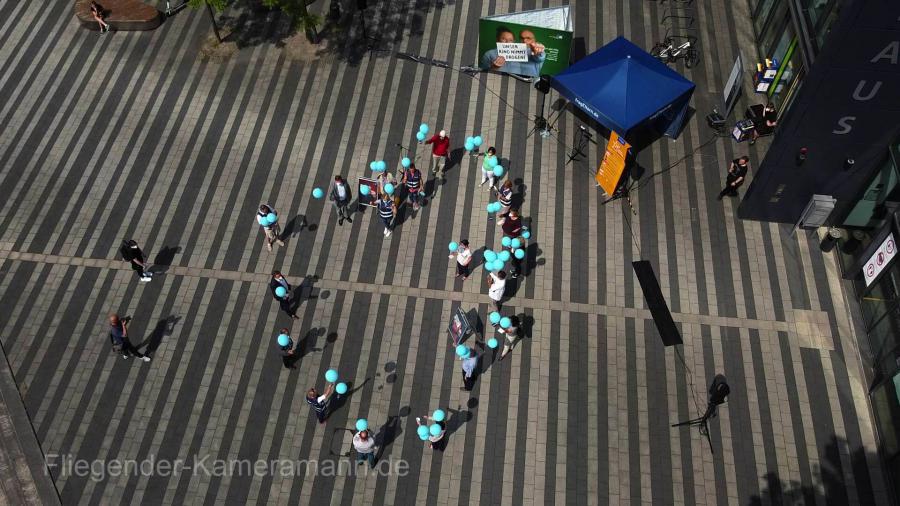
[[660, 3, 695, 27]]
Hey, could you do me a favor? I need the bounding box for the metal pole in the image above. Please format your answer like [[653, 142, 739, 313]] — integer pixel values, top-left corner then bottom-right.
[[206, 2, 222, 43]]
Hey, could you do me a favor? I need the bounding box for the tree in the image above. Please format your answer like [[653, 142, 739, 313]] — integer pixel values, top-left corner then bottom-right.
[[188, 0, 232, 43], [262, 0, 322, 43]]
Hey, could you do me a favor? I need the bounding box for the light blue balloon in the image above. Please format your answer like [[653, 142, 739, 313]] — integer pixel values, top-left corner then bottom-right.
[[492, 260, 505, 271], [401, 157, 411, 168], [493, 202, 504, 213], [522, 230, 531, 239], [473, 136, 483, 147], [510, 239, 521, 249], [465, 141, 475, 151], [500, 317, 511, 329], [486, 203, 494, 213], [429, 423, 442, 436], [267, 212, 278, 224], [370, 161, 378, 171], [379, 161, 388, 172], [485, 262, 497, 272], [356, 419, 368, 432], [432, 409, 446, 422], [487, 156, 498, 168], [501, 236, 512, 248], [493, 166, 505, 177], [419, 123, 429, 134], [489, 311, 501, 324], [498, 250, 511, 262], [466, 136, 474, 144], [449, 242, 458, 252], [312, 188, 324, 199], [275, 286, 287, 298], [456, 344, 469, 357], [277, 334, 290, 347], [335, 382, 348, 394], [384, 183, 395, 195], [325, 369, 339, 383], [484, 250, 497, 262], [487, 338, 498, 349], [360, 185, 371, 195], [416, 131, 426, 142], [417, 425, 430, 439], [514, 248, 526, 259]]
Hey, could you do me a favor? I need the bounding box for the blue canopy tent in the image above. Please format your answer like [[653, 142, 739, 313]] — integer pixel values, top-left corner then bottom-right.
[[549, 36, 695, 141]]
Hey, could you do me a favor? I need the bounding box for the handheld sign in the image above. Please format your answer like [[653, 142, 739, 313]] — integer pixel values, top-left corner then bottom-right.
[[358, 177, 379, 208], [496, 43, 529, 62], [448, 307, 472, 346]]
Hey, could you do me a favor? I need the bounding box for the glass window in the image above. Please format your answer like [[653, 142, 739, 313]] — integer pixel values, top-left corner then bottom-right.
[[862, 270, 900, 329], [870, 374, 900, 459], [755, 0, 788, 45], [754, 0, 780, 35], [867, 297, 900, 378]]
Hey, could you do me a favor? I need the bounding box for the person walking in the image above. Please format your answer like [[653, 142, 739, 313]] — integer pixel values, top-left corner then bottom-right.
[[306, 384, 335, 424], [717, 156, 750, 200], [488, 270, 507, 311], [499, 315, 521, 360], [257, 204, 286, 252], [401, 162, 424, 211], [448, 240, 473, 279], [460, 346, 480, 391], [90, 1, 111, 33], [416, 415, 447, 451], [120, 239, 152, 282], [495, 179, 514, 224], [352, 430, 378, 468], [270, 271, 299, 319], [329, 175, 353, 225], [377, 192, 397, 237], [276, 328, 297, 369], [108, 314, 151, 362], [481, 147, 498, 189], [425, 130, 450, 178], [501, 208, 523, 238]]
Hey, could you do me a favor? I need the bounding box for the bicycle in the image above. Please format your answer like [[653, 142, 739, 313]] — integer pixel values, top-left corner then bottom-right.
[[650, 35, 700, 68]]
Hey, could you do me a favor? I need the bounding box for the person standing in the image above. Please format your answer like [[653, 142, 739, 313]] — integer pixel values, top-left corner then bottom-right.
[[717, 157, 750, 200], [501, 208, 523, 238], [416, 415, 447, 451], [306, 384, 335, 424], [401, 163, 424, 211], [377, 192, 397, 237], [270, 271, 299, 319], [108, 314, 151, 362], [449, 240, 473, 279], [488, 270, 507, 311], [330, 175, 353, 225], [460, 346, 480, 391], [425, 130, 450, 178], [481, 147, 498, 189], [257, 204, 286, 252], [276, 328, 297, 369], [495, 179, 514, 224], [120, 240, 152, 282], [352, 430, 378, 468], [499, 315, 520, 360]]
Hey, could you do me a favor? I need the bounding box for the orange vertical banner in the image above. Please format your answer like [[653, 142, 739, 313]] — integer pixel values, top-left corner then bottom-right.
[[595, 131, 631, 195]]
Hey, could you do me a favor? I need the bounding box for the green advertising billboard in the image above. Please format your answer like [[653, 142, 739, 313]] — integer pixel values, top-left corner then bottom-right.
[[477, 6, 573, 78]]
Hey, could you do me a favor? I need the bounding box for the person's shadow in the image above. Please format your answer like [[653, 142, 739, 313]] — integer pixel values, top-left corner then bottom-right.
[[282, 215, 311, 237], [137, 315, 180, 355], [374, 414, 403, 460], [150, 246, 180, 274], [444, 406, 474, 438], [327, 377, 371, 419]]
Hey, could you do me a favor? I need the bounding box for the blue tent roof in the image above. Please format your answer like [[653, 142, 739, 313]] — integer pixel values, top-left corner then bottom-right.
[[550, 37, 695, 137]]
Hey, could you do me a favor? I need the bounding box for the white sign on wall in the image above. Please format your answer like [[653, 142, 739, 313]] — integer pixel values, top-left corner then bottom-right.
[[864, 232, 897, 286]]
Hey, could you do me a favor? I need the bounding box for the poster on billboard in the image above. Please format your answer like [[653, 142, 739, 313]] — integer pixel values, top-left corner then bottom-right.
[[478, 6, 573, 78]]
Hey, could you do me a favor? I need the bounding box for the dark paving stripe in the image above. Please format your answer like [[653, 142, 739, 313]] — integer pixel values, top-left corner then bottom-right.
[[760, 224, 786, 321], [701, 325, 729, 505], [748, 328, 783, 505], [511, 307, 535, 506], [779, 233, 811, 310], [674, 344, 696, 506], [800, 348, 850, 506], [625, 317, 641, 503], [0, 261, 44, 351], [551, 124, 565, 303], [777, 331, 816, 504], [644, 320, 674, 505], [543, 309, 560, 505], [566, 312, 589, 503], [0, 1, 49, 55], [453, 302, 487, 506], [721, 327, 760, 500]]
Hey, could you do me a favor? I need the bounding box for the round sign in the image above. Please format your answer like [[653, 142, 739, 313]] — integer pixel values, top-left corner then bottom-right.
[[867, 264, 876, 277], [877, 252, 885, 266], [887, 240, 896, 255]]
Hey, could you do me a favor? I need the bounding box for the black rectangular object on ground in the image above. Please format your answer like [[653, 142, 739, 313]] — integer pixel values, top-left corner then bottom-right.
[[632, 260, 682, 346]]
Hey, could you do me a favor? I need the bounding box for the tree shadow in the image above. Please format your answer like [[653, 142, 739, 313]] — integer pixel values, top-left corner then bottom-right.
[[217, 2, 296, 49], [137, 315, 180, 355], [150, 246, 180, 274]]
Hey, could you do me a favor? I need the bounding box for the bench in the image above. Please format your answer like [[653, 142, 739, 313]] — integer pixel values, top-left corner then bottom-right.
[[74, 0, 162, 31]]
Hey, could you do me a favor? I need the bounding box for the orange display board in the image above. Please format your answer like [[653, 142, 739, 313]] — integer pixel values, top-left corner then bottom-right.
[[595, 131, 631, 195]]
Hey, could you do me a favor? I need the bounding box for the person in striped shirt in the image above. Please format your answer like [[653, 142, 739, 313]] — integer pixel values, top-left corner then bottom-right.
[[495, 179, 514, 225]]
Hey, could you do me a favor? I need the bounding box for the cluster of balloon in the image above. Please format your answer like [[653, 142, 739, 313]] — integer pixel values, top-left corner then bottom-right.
[[482, 249, 506, 272], [324, 368, 349, 394], [312, 187, 324, 199], [486, 202, 502, 214], [486, 156, 498, 168], [417, 410, 445, 441], [370, 160, 387, 172], [416, 123, 429, 142], [464, 135, 483, 152], [258, 212, 279, 227]]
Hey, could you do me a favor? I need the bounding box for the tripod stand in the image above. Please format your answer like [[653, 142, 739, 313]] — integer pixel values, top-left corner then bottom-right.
[[671, 402, 719, 454], [566, 126, 594, 164]]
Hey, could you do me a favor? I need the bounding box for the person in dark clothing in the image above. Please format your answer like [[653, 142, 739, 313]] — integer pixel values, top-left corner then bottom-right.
[[329, 175, 353, 225], [90, 1, 110, 33], [718, 157, 750, 200], [270, 271, 299, 319], [306, 384, 335, 424], [750, 103, 777, 145], [108, 313, 151, 362], [276, 328, 297, 369], [501, 209, 523, 238], [120, 240, 152, 282], [377, 192, 397, 237], [401, 163, 424, 211]]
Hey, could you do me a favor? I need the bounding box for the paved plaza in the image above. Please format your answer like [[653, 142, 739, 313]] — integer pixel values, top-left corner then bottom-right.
[[0, 0, 893, 504]]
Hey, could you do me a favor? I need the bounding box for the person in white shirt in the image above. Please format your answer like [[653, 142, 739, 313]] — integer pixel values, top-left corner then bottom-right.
[[352, 430, 378, 468], [488, 270, 507, 311], [448, 240, 473, 279], [416, 415, 447, 451]]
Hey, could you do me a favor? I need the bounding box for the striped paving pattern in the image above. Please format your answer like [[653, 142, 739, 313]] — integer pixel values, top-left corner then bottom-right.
[[0, 0, 891, 504]]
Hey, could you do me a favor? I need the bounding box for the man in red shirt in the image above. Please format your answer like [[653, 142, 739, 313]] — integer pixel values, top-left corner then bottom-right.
[[425, 129, 450, 178]]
